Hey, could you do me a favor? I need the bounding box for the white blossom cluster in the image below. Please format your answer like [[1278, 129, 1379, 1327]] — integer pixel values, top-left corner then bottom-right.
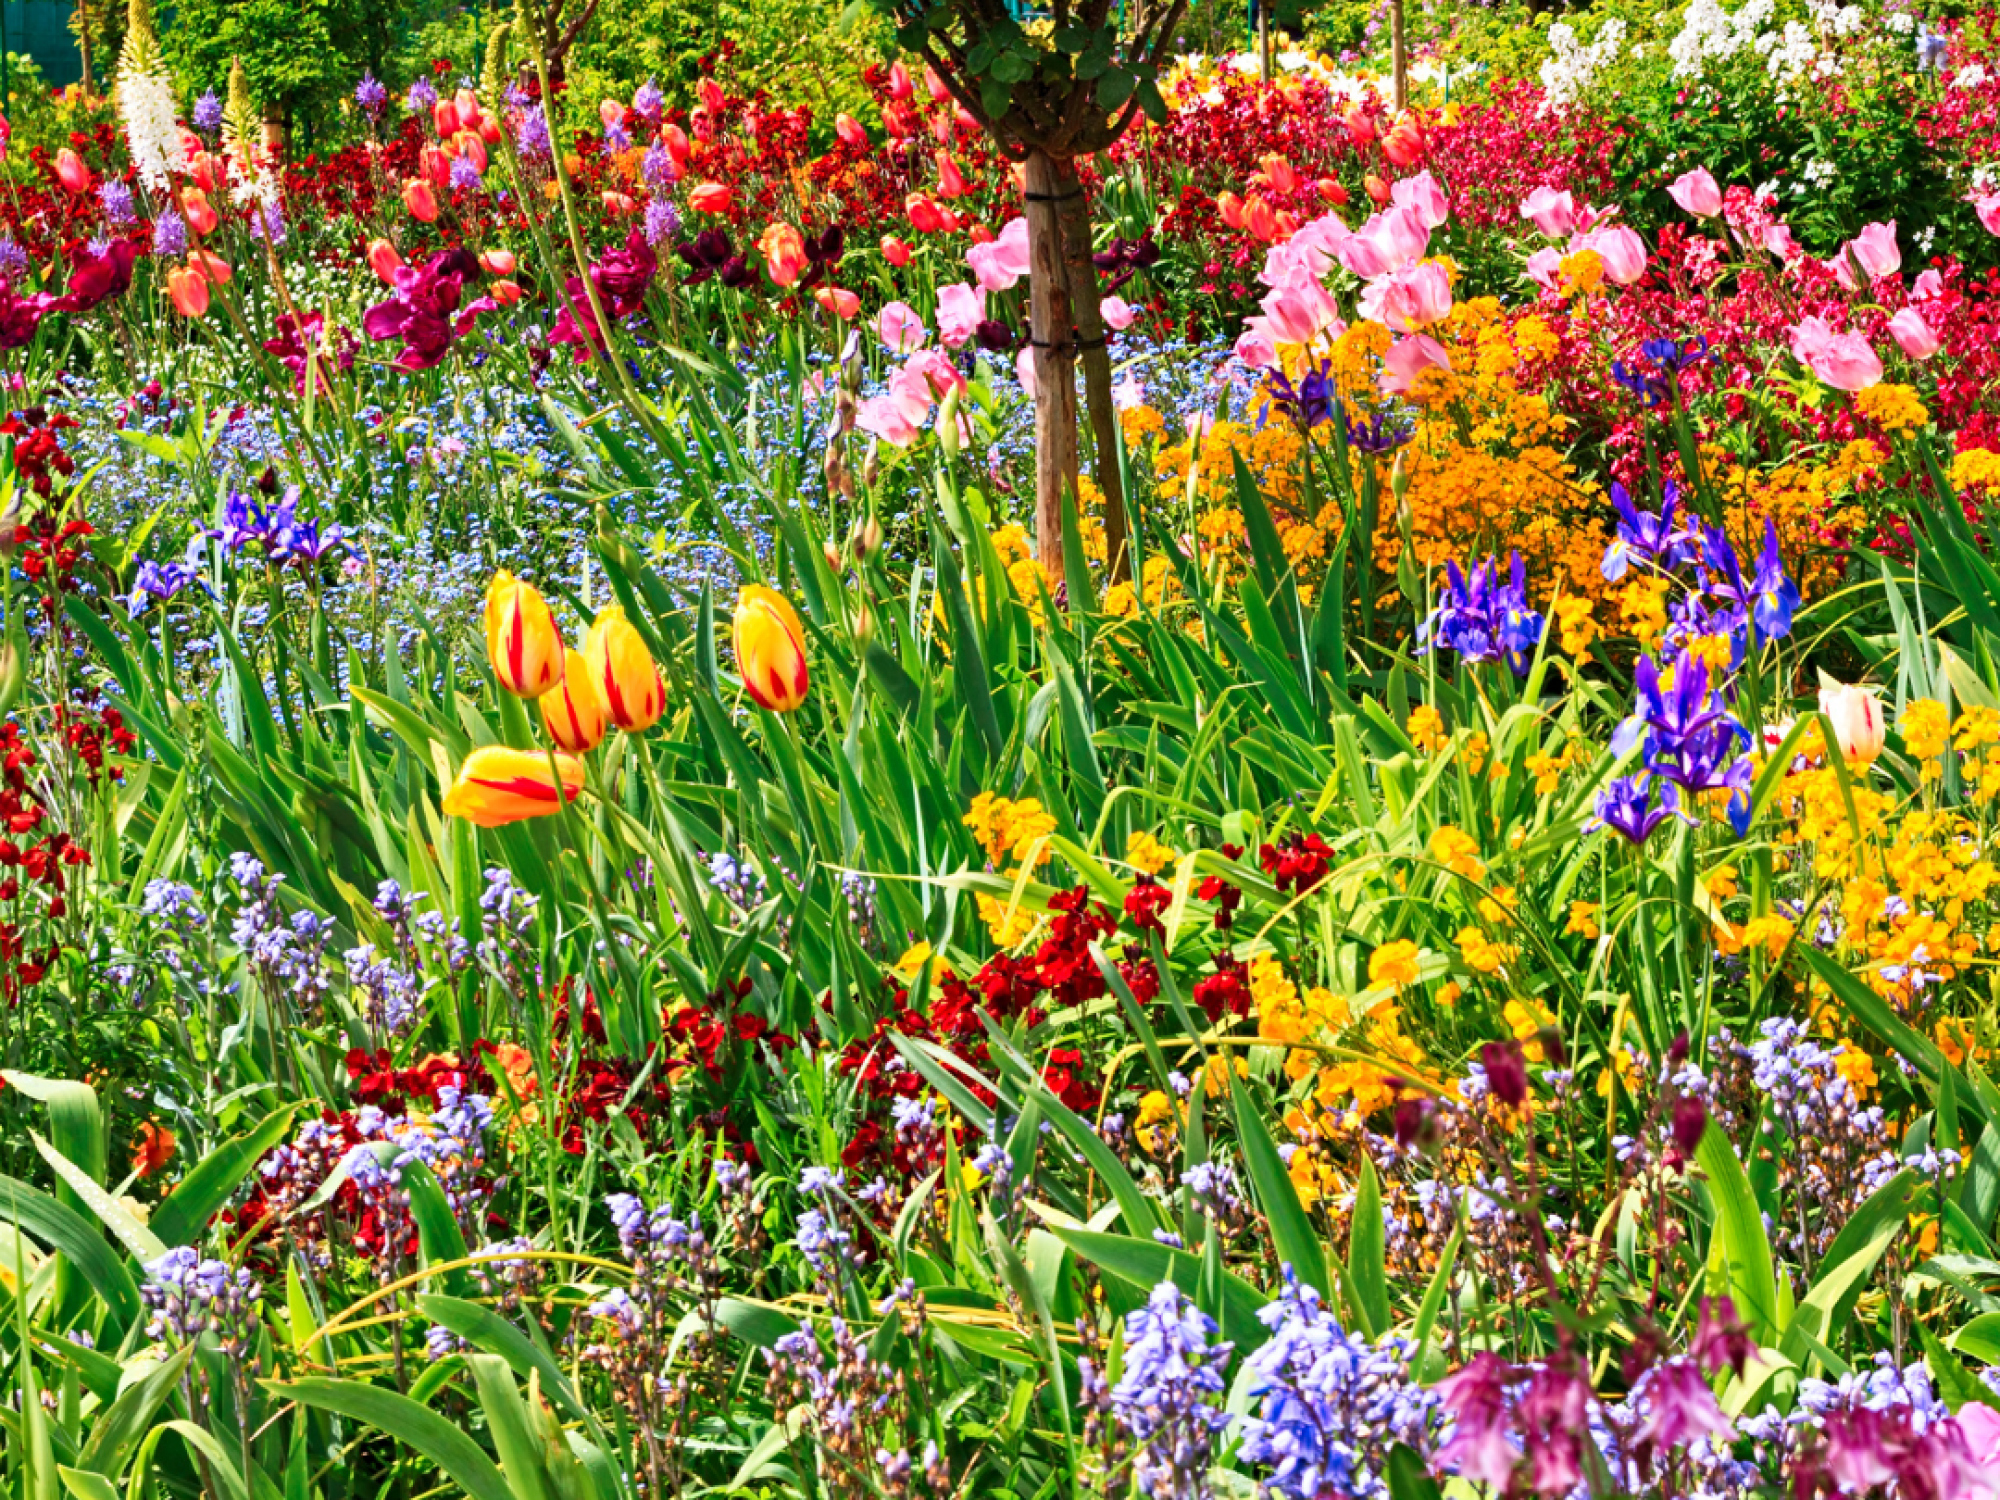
[[1539, 18, 1627, 112]]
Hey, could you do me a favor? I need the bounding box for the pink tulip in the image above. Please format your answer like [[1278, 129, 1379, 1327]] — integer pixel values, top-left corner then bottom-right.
[[54, 148, 91, 194], [855, 393, 922, 447], [1365, 261, 1453, 332], [1824, 254, 1859, 293], [835, 113, 868, 150], [1015, 345, 1038, 398], [1848, 221, 1901, 279], [1380, 333, 1451, 394], [1234, 327, 1278, 369], [1666, 167, 1723, 218], [1339, 206, 1430, 280], [1390, 171, 1449, 229], [936, 281, 984, 347], [967, 217, 1030, 292], [1764, 223, 1802, 261], [1256, 282, 1340, 346], [907, 348, 967, 400], [1888, 307, 1941, 359], [887, 61, 914, 100], [1974, 190, 2000, 236], [1519, 187, 1576, 237], [1525, 247, 1564, 292], [1099, 295, 1137, 332], [875, 300, 928, 353], [1792, 317, 1882, 391], [1913, 268, 1945, 301], [1584, 227, 1648, 285]]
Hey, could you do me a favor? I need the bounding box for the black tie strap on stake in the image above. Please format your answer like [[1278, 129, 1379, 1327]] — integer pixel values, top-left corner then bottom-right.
[[1022, 187, 1085, 203], [1026, 334, 1108, 352]]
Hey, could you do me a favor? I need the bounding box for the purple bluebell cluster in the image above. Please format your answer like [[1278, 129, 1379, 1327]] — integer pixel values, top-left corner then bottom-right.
[[1238, 1268, 1440, 1499], [1105, 1281, 1234, 1500], [193, 88, 225, 133], [1417, 552, 1546, 677], [142, 1246, 262, 1351], [354, 72, 387, 117]]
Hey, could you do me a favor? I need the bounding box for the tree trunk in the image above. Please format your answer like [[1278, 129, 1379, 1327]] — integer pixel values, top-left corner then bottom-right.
[[1024, 147, 1079, 582], [1052, 159, 1131, 585]]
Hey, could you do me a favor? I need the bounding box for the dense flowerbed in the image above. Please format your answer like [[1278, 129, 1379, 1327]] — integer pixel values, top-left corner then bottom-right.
[[12, 3, 2000, 1500]]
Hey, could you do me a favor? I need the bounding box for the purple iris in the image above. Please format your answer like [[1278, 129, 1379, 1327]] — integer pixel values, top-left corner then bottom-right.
[[1611, 335, 1708, 409], [1418, 552, 1546, 677], [1588, 775, 1681, 844], [1601, 481, 1695, 581], [1264, 362, 1335, 429], [1702, 519, 1798, 644], [1608, 648, 1755, 837]]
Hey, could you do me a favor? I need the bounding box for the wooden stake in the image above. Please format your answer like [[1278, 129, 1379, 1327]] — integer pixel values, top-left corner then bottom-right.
[[1025, 147, 1080, 582]]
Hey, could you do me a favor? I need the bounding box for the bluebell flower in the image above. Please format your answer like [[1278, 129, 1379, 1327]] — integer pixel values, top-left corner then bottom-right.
[[1107, 1282, 1234, 1500]]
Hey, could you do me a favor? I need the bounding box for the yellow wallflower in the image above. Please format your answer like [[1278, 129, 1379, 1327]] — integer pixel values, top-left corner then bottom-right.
[[964, 793, 1058, 868], [1565, 901, 1601, 939], [1429, 826, 1486, 883], [1369, 939, 1422, 990], [1901, 699, 1949, 775], [1457, 924, 1519, 975], [1408, 704, 1448, 754], [976, 894, 1037, 949], [1855, 383, 1929, 436], [1126, 829, 1178, 877]]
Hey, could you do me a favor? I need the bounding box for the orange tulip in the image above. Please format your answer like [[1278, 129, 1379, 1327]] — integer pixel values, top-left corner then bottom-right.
[[484, 570, 566, 698], [165, 266, 210, 317], [54, 148, 90, 194], [1216, 191, 1245, 230], [490, 278, 523, 306], [479, 247, 516, 275], [187, 248, 232, 285], [540, 649, 609, 753], [453, 131, 488, 173], [1382, 117, 1425, 169], [732, 585, 809, 713], [935, 152, 969, 198], [180, 185, 219, 236], [689, 181, 732, 214], [1316, 178, 1349, 206], [757, 220, 807, 287], [814, 286, 860, 319], [367, 236, 405, 284], [585, 605, 665, 732], [880, 234, 912, 267], [442, 745, 585, 827], [402, 176, 440, 222]]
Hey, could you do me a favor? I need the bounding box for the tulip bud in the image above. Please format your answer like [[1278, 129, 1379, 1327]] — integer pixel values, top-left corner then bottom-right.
[[823, 539, 844, 572], [485, 571, 567, 698], [165, 265, 211, 318], [585, 604, 666, 732], [54, 148, 90, 194], [937, 388, 961, 459], [490, 279, 523, 306], [732, 585, 810, 712], [540, 648, 608, 753], [402, 176, 440, 222], [880, 234, 912, 267], [1818, 682, 1886, 766], [367, 236, 405, 285], [441, 745, 585, 827]]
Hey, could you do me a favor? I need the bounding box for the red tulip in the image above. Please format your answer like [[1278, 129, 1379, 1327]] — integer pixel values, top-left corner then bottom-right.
[[54, 148, 90, 194], [935, 152, 969, 199], [490, 278, 523, 306], [880, 235, 912, 267], [835, 113, 868, 150], [1317, 178, 1349, 206], [165, 266, 209, 317], [887, 61, 914, 99], [433, 98, 460, 136], [180, 186, 218, 237], [479, 247, 516, 275], [689, 182, 732, 214], [402, 176, 440, 222], [366, 237, 405, 284]]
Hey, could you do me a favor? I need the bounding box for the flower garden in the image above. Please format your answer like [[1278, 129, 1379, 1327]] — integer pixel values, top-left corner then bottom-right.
[[13, 0, 2000, 1493]]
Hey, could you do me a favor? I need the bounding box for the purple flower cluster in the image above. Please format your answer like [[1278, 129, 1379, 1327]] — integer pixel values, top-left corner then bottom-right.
[[1106, 1281, 1234, 1500], [1417, 552, 1546, 677]]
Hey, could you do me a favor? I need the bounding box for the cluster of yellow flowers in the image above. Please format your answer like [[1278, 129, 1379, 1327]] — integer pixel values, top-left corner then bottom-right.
[[964, 793, 1057, 869]]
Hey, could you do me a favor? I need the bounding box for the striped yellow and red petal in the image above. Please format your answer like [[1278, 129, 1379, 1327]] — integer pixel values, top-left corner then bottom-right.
[[540, 648, 608, 753], [584, 604, 666, 732], [484, 570, 566, 699], [441, 745, 585, 827], [732, 584, 809, 713]]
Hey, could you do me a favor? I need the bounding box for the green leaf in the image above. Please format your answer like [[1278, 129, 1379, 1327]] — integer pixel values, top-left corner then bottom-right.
[[1049, 1227, 1272, 1353], [1385, 1444, 1443, 1500], [1348, 1157, 1389, 1340], [31, 1133, 165, 1264], [1229, 1069, 1330, 1301], [1095, 68, 1135, 112], [152, 1106, 298, 1247], [1919, 1319, 1999, 1413], [0, 1175, 141, 1332], [1695, 1120, 1779, 1340], [73, 1346, 194, 1478], [417, 1295, 586, 1421], [269, 1379, 515, 1500], [466, 1355, 553, 1500]]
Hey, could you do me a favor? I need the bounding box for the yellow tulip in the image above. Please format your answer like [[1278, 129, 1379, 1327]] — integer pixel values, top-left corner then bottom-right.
[[484, 571, 565, 698], [540, 648, 608, 753], [585, 604, 665, 732], [732, 584, 809, 712], [441, 745, 584, 827]]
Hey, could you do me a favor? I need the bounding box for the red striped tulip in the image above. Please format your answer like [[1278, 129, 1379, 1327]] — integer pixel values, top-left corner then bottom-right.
[[484, 571, 566, 698], [442, 745, 584, 827], [733, 585, 809, 712], [585, 605, 666, 732]]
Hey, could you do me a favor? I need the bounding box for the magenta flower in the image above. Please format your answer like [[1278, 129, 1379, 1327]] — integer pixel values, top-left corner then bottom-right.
[[52, 237, 140, 313], [361, 249, 494, 371]]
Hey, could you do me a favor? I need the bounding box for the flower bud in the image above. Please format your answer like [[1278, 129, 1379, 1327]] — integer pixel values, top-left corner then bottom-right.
[[732, 585, 809, 712], [585, 604, 666, 732], [484, 571, 566, 698], [540, 649, 608, 753], [1818, 682, 1886, 765]]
